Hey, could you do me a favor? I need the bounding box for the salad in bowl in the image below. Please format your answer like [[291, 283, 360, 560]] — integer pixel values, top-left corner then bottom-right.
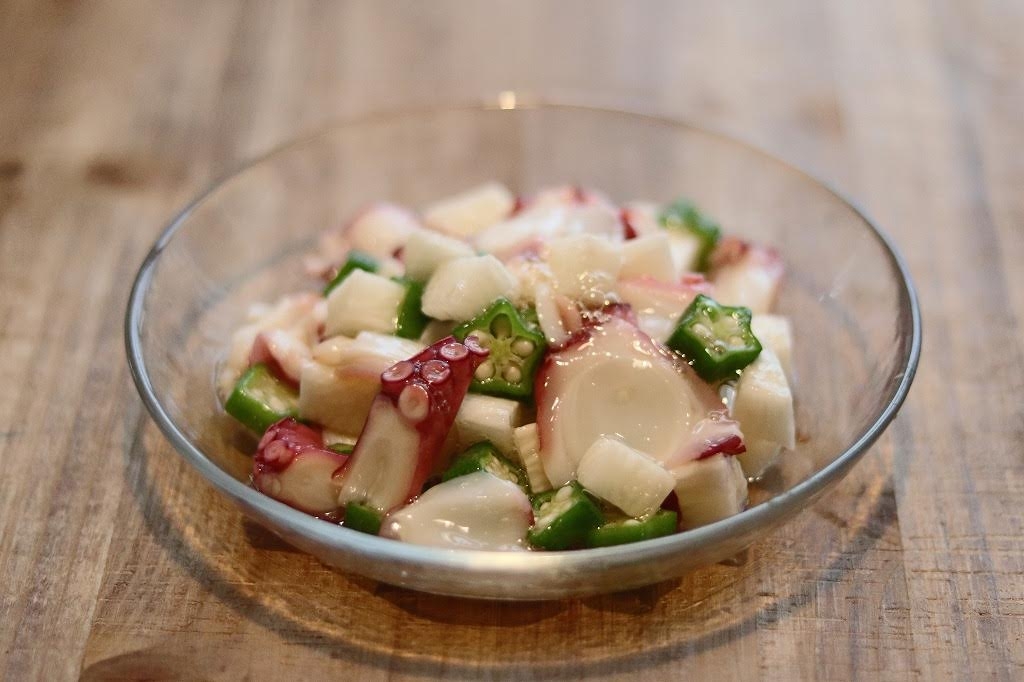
[[217, 181, 797, 552]]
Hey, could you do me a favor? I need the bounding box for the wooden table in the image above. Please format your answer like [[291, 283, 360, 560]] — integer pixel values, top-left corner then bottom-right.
[[2, 1, 1021, 679]]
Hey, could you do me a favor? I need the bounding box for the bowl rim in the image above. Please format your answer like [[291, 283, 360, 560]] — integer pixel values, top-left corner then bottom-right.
[[124, 96, 922, 579]]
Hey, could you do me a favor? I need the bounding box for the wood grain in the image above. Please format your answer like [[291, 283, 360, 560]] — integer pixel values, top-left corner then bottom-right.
[[1, 0, 1021, 679]]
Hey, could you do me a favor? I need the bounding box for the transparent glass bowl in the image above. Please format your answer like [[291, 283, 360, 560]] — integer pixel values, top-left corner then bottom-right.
[[125, 100, 920, 600]]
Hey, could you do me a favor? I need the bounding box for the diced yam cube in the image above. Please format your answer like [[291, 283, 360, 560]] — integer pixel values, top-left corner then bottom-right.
[[421, 255, 516, 321], [402, 230, 475, 281], [671, 453, 748, 529], [576, 436, 675, 518], [546, 234, 622, 306], [619, 232, 679, 283], [455, 393, 526, 456], [325, 270, 405, 337], [666, 230, 702, 272], [423, 182, 515, 238], [740, 440, 782, 480], [512, 423, 553, 493], [751, 314, 794, 382], [299, 361, 383, 437], [731, 349, 795, 478]]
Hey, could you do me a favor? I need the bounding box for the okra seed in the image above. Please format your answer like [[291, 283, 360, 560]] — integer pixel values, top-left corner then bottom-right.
[[536, 499, 573, 529], [474, 361, 495, 380], [472, 331, 494, 347], [536, 511, 556, 528], [502, 365, 522, 384], [693, 323, 714, 340], [727, 335, 744, 348], [511, 338, 535, 357], [555, 485, 574, 503]]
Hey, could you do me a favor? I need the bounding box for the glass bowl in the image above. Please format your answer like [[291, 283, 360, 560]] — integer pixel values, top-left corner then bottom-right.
[[125, 99, 920, 600]]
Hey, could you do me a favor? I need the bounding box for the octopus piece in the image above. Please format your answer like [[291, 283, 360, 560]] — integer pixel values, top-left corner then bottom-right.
[[218, 293, 321, 397], [536, 316, 727, 487], [335, 336, 488, 512], [617, 274, 715, 343], [252, 418, 350, 516], [380, 471, 533, 550]]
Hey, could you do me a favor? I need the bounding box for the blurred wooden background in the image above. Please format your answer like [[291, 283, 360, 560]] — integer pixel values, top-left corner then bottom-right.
[[1, 1, 1022, 679]]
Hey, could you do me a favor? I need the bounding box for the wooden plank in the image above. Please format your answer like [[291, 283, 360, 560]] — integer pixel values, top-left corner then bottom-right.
[[0, 0, 237, 678], [829, 0, 1024, 678]]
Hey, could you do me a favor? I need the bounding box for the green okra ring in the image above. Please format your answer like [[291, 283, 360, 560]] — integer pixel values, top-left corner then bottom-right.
[[667, 294, 762, 382], [528, 482, 604, 550], [453, 298, 547, 401], [442, 441, 528, 489]]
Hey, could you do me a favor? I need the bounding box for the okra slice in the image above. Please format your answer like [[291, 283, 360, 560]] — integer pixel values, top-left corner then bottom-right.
[[528, 482, 604, 551], [344, 501, 383, 535], [392, 277, 430, 340], [667, 294, 762, 383], [224, 363, 299, 434], [441, 441, 527, 489], [324, 250, 379, 295], [585, 510, 678, 548], [659, 199, 721, 272], [453, 298, 547, 400]]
